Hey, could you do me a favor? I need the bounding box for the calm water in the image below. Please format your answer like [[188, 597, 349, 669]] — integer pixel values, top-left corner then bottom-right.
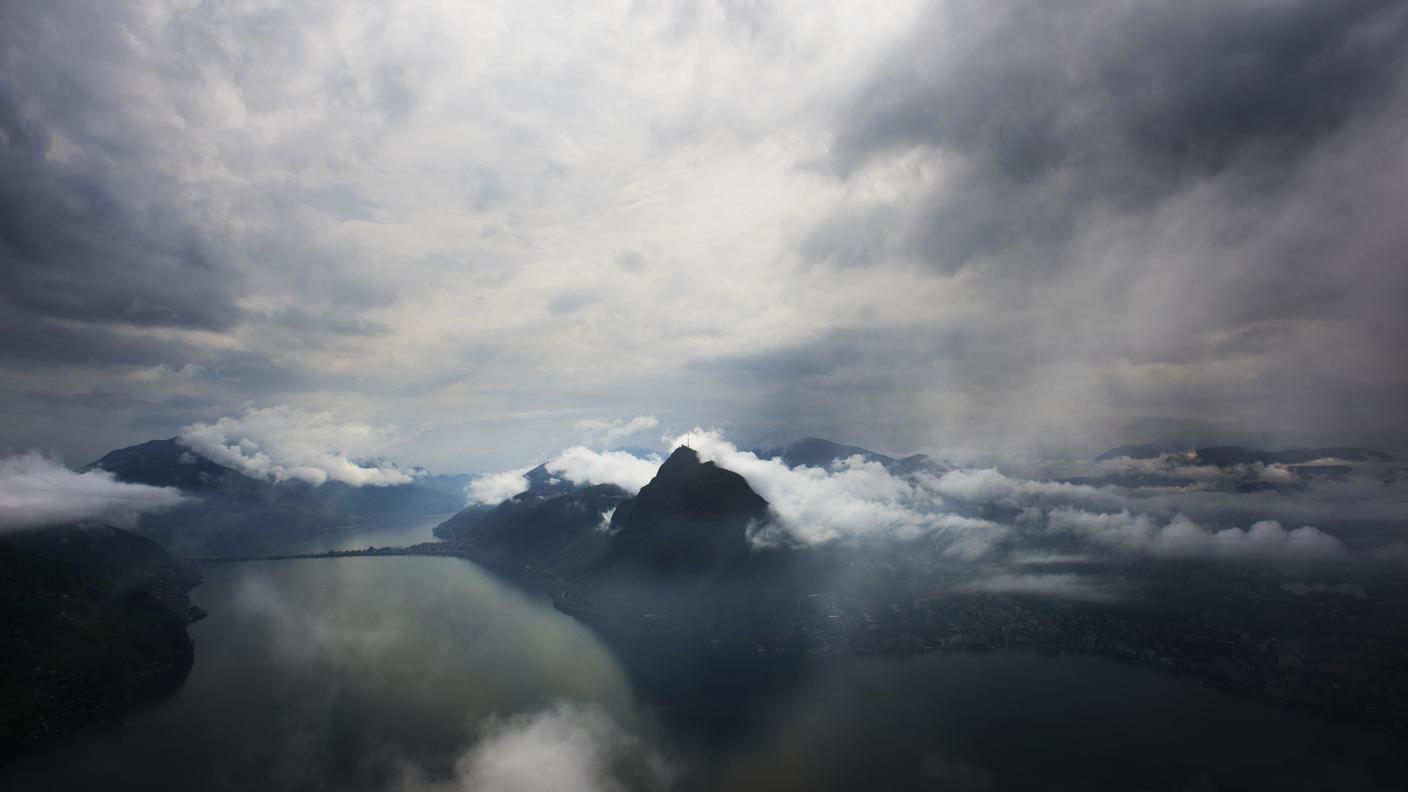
[[5, 536, 1406, 790], [281, 510, 456, 554]]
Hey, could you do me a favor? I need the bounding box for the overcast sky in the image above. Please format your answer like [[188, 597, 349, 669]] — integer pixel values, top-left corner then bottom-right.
[[2, 0, 1406, 472]]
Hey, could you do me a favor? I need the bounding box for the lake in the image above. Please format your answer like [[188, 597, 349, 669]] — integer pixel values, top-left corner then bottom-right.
[[4, 519, 1405, 791]]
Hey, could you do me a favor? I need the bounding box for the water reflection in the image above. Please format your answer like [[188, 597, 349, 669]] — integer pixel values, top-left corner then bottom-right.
[[2, 557, 639, 792], [4, 555, 1405, 792], [280, 511, 456, 554]]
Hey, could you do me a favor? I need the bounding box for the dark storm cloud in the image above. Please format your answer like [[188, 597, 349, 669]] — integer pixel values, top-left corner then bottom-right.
[[784, 0, 1408, 455], [0, 316, 197, 368], [0, 92, 243, 333], [816, 0, 1408, 270]]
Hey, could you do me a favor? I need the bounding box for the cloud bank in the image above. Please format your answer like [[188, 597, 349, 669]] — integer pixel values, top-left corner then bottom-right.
[[180, 406, 413, 486], [471, 428, 1395, 572], [675, 429, 1008, 555], [546, 447, 663, 494], [1046, 509, 1347, 565], [0, 452, 186, 530]]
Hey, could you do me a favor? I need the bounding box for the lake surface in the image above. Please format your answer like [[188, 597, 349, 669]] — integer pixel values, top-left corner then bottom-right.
[[5, 527, 1406, 791], [280, 510, 455, 554]]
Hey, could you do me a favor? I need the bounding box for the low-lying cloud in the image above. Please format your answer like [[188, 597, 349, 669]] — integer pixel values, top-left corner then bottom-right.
[[467, 428, 1400, 573], [396, 702, 671, 792], [0, 452, 186, 530], [546, 447, 663, 494], [1046, 508, 1347, 565], [464, 447, 663, 506], [180, 406, 414, 487], [467, 466, 536, 506], [675, 429, 1009, 556]]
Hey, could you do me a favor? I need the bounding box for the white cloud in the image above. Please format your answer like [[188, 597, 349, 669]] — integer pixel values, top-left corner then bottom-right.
[[546, 447, 662, 493], [397, 702, 671, 792], [464, 446, 663, 506], [573, 416, 660, 448], [467, 467, 534, 506], [180, 406, 413, 486], [0, 452, 186, 531], [671, 429, 1008, 554], [462, 428, 1403, 570], [929, 467, 1126, 511], [1045, 508, 1348, 565], [596, 507, 617, 533]]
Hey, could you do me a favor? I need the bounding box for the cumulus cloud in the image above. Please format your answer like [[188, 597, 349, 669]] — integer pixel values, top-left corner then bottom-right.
[[465, 446, 663, 506], [466, 467, 534, 506], [573, 416, 660, 448], [547, 447, 663, 493], [397, 702, 671, 792], [1045, 508, 1348, 565], [180, 406, 413, 486], [929, 467, 1125, 511], [0, 452, 186, 530]]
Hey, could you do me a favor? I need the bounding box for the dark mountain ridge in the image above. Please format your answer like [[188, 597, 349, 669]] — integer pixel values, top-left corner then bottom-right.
[[1194, 445, 1399, 467], [600, 446, 770, 577], [551, 446, 816, 641], [0, 525, 203, 758], [87, 437, 468, 555], [434, 464, 628, 576], [763, 437, 947, 476]]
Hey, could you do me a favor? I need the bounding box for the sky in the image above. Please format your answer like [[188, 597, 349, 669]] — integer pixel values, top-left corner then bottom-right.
[[3, 0, 1407, 473]]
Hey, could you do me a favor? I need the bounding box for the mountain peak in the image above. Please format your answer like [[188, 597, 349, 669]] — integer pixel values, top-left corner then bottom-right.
[[659, 444, 702, 472], [600, 446, 769, 575]]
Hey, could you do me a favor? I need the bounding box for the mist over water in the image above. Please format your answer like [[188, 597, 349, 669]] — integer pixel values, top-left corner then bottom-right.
[[5, 546, 1403, 792]]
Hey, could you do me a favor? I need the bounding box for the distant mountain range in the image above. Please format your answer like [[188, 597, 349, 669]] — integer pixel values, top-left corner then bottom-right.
[[1096, 443, 1398, 465], [1094, 443, 1178, 461], [88, 438, 470, 556], [760, 437, 946, 476], [1192, 446, 1399, 466]]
